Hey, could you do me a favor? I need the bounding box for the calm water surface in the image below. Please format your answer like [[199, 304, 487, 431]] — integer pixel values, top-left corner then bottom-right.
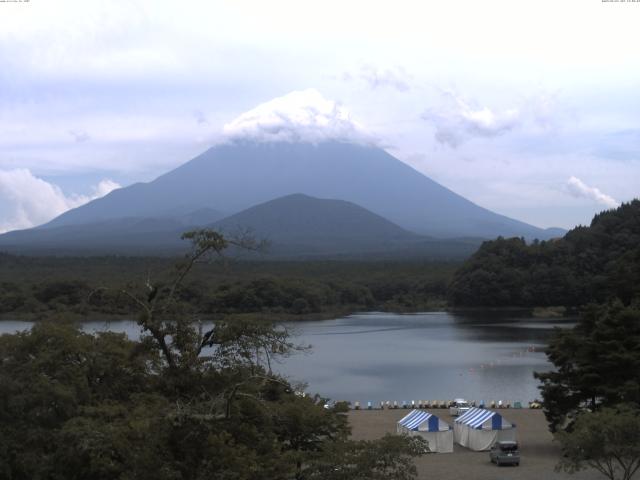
[[0, 312, 572, 404], [277, 312, 573, 404]]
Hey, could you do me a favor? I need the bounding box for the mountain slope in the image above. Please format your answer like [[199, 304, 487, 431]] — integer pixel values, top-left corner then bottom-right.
[[0, 209, 223, 255], [0, 193, 483, 258], [41, 141, 558, 239], [212, 193, 421, 254]]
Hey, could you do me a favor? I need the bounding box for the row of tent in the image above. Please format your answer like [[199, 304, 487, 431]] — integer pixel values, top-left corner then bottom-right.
[[396, 407, 516, 453]]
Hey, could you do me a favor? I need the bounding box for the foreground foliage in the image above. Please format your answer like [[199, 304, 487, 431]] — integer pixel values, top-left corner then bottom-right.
[[0, 231, 425, 480], [535, 300, 640, 432], [307, 434, 427, 480], [536, 300, 640, 479], [556, 405, 640, 480]]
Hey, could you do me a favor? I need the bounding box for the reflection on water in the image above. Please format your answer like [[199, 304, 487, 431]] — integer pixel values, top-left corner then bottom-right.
[[0, 311, 570, 403]]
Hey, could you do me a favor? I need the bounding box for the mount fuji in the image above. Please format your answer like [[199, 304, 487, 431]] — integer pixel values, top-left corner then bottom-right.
[[0, 90, 563, 257]]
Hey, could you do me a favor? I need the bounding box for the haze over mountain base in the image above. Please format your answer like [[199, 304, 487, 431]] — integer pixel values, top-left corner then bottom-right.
[[0, 141, 564, 258]]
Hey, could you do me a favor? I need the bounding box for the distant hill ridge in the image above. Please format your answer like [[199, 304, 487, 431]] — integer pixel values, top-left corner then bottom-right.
[[0, 193, 482, 258], [212, 193, 420, 250]]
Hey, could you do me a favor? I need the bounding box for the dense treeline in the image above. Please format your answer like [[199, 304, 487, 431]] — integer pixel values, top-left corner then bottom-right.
[[448, 200, 640, 307], [0, 255, 455, 319]]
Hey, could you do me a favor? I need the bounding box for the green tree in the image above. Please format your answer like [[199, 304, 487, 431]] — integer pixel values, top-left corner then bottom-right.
[[556, 405, 640, 480], [535, 300, 640, 432], [0, 230, 423, 480], [305, 434, 427, 480], [0, 322, 158, 480]]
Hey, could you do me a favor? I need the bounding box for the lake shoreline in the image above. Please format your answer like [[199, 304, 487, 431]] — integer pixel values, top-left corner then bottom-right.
[[0, 305, 577, 323]]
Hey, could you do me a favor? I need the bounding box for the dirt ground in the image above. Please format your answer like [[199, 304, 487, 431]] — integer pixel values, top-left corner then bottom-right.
[[348, 408, 612, 480]]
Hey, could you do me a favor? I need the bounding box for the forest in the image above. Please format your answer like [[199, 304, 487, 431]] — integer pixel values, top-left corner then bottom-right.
[[0, 254, 456, 321], [3, 200, 640, 319], [448, 200, 640, 308]]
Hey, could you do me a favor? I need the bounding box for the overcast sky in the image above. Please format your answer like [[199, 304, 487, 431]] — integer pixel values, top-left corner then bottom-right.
[[1, 0, 639, 232]]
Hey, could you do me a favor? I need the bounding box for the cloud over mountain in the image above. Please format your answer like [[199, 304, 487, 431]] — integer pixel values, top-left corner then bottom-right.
[[421, 90, 570, 149], [422, 91, 521, 147], [566, 176, 620, 208], [0, 169, 120, 233], [223, 89, 373, 145]]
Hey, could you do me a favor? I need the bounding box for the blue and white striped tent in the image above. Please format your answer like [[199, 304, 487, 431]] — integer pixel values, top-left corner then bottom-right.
[[453, 407, 516, 451], [396, 410, 453, 453]]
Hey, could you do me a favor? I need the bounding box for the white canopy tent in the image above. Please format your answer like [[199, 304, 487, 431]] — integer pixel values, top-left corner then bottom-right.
[[453, 407, 516, 451], [396, 410, 453, 453]]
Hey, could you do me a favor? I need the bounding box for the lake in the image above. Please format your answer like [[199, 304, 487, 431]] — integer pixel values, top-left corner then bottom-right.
[[0, 311, 571, 404]]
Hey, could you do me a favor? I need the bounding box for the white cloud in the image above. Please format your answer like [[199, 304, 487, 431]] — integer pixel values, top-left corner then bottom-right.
[[422, 91, 522, 147], [92, 179, 121, 198], [566, 176, 620, 208], [222, 89, 374, 145], [0, 169, 120, 233], [346, 65, 411, 91]]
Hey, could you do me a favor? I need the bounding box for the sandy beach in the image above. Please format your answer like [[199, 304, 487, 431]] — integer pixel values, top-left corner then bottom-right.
[[348, 408, 611, 480]]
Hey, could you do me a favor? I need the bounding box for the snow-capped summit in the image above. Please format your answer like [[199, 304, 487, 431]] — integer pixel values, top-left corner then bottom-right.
[[223, 89, 372, 144]]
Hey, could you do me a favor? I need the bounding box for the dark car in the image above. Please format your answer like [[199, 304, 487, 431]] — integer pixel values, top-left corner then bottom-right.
[[489, 441, 520, 466]]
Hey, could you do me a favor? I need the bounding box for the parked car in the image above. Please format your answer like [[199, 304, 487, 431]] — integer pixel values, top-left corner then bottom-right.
[[449, 398, 471, 416], [489, 441, 520, 466]]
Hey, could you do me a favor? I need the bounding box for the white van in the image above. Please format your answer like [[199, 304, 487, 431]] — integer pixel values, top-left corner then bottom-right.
[[449, 398, 471, 416]]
